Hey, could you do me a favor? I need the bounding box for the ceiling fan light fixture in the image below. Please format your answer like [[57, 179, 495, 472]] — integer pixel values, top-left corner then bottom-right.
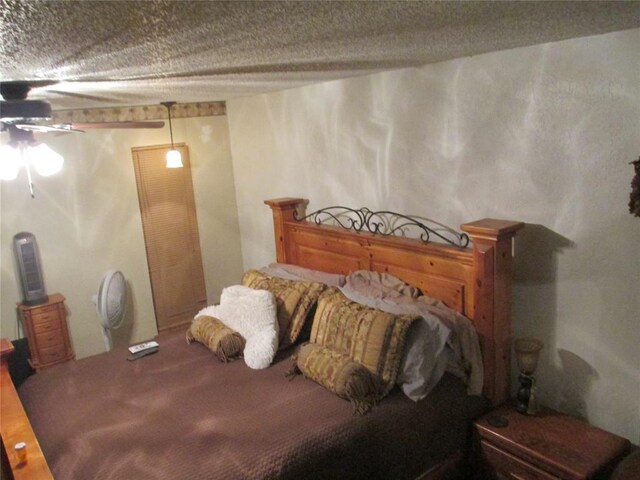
[[0, 126, 64, 197], [161, 101, 183, 169], [0, 144, 22, 180], [30, 143, 64, 177]]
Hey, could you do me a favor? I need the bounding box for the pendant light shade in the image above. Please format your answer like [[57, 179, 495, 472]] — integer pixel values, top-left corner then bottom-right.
[[161, 101, 183, 168], [166, 149, 182, 168]]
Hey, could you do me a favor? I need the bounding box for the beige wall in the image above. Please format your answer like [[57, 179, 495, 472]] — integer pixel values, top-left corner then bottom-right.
[[227, 29, 640, 442], [0, 115, 244, 359]]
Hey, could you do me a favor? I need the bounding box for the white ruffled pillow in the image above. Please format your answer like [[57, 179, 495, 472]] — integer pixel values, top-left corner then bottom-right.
[[195, 285, 279, 369]]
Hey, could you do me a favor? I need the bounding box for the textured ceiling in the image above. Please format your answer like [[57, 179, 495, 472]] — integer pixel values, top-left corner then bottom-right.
[[1, 0, 639, 110]]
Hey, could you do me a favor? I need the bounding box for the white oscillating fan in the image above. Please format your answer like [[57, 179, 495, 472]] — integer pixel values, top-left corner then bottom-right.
[[93, 270, 128, 351]]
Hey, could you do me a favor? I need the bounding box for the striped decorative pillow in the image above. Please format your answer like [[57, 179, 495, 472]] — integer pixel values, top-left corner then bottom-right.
[[309, 288, 419, 396], [294, 342, 382, 414], [186, 315, 245, 362]]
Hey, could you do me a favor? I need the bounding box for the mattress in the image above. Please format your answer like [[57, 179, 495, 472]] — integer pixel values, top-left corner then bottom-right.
[[19, 328, 488, 480]]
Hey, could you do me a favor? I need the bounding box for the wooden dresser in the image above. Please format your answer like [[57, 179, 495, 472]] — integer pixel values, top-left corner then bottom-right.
[[18, 293, 74, 371], [474, 403, 630, 479]]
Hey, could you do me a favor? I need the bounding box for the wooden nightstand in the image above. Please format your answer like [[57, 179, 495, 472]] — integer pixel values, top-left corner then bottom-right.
[[474, 403, 630, 479], [18, 293, 74, 371]]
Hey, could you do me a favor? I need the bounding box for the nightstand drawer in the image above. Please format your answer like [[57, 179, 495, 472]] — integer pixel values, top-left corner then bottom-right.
[[33, 317, 62, 334], [481, 439, 559, 480], [31, 309, 60, 325], [39, 345, 67, 364], [30, 303, 58, 316], [36, 328, 64, 349]]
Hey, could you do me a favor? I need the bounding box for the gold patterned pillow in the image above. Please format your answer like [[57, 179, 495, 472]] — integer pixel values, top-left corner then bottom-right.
[[241, 270, 326, 349], [310, 288, 419, 395], [186, 315, 245, 362], [292, 342, 382, 414]]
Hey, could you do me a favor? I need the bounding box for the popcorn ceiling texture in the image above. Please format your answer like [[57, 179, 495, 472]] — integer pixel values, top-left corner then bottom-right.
[[1, 0, 639, 110]]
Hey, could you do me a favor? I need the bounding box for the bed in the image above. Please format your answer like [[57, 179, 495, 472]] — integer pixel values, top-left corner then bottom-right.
[[0, 197, 523, 479]]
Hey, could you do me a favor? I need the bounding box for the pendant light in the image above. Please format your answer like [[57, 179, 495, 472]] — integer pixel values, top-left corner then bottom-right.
[[161, 101, 183, 168]]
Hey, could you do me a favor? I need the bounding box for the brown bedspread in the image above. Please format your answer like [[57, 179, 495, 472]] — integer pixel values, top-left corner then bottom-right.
[[19, 329, 488, 480]]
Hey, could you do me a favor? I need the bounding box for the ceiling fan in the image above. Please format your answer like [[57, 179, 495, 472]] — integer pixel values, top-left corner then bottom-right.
[[0, 81, 165, 137], [0, 81, 166, 197]]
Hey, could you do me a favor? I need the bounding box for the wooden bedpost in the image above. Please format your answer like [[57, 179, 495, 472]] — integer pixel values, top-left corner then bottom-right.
[[264, 198, 307, 264], [461, 219, 524, 406]]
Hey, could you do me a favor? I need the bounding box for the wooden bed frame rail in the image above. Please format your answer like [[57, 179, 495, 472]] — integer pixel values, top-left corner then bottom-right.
[[265, 197, 524, 406], [0, 339, 53, 479]]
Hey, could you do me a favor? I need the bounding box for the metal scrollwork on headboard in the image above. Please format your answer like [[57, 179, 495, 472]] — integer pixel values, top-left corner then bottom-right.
[[294, 206, 470, 248]]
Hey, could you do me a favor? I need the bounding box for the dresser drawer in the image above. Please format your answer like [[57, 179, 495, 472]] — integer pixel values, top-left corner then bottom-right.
[[480, 440, 559, 480], [36, 328, 64, 349], [39, 344, 67, 364], [30, 303, 59, 315], [31, 308, 61, 325], [33, 317, 62, 334]]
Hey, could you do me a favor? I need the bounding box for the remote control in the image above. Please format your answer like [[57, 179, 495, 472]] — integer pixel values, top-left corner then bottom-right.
[[128, 340, 159, 354], [127, 346, 159, 361]]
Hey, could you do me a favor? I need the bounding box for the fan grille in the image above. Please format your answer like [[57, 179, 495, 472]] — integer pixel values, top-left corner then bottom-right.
[[97, 270, 127, 329]]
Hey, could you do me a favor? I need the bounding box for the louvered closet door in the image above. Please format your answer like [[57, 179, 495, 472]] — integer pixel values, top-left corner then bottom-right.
[[132, 144, 207, 332]]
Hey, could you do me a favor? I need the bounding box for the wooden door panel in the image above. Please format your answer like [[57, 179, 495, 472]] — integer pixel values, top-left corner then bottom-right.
[[132, 144, 207, 332]]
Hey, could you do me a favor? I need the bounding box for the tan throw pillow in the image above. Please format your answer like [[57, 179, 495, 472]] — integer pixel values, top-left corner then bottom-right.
[[310, 288, 419, 395], [241, 270, 326, 349], [186, 315, 245, 362], [293, 342, 382, 414]]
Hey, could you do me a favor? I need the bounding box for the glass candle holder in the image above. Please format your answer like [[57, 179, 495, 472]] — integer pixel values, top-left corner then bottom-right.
[[514, 338, 543, 375], [514, 338, 543, 415]]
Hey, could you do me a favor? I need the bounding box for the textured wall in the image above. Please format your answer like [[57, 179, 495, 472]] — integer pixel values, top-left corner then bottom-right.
[[0, 115, 244, 359], [227, 29, 640, 442]]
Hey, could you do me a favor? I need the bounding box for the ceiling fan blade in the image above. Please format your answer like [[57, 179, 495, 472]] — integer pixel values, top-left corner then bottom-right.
[[13, 120, 165, 135], [71, 121, 165, 129], [15, 123, 82, 133]]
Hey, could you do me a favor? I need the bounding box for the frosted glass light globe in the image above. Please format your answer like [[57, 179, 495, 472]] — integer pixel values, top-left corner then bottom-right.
[[31, 143, 64, 176], [0, 144, 22, 180], [166, 149, 183, 168]]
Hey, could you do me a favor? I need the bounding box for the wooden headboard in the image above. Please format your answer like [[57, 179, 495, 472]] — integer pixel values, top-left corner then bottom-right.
[[265, 197, 524, 406], [0, 197, 522, 480]]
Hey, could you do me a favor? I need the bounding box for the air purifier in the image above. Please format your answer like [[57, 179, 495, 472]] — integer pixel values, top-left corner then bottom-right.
[[13, 232, 48, 306]]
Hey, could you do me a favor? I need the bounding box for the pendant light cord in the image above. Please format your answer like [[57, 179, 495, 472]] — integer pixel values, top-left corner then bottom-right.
[[167, 105, 175, 149], [161, 101, 177, 149], [161, 101, 183, 168]]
